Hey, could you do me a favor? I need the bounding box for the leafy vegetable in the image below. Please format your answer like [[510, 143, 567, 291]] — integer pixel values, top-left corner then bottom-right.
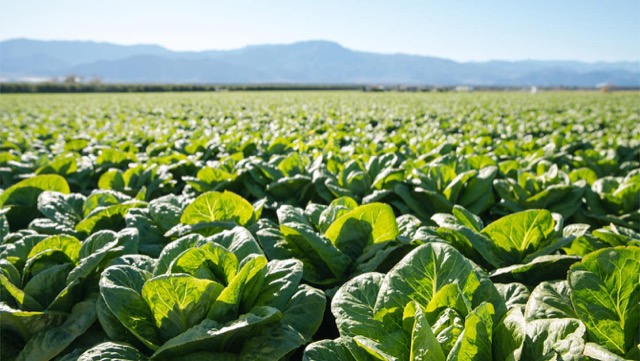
[[568, 246, 640, 357], [305, 242, 505, 360], [99, 236, 325, 359]]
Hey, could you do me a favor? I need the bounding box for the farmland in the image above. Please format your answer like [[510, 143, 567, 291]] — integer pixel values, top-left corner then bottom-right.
[[0, 91, 639, 360]]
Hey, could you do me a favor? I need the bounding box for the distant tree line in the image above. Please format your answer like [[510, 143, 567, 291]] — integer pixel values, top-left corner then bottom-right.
[[1, 82, 637, 93], [0, 83, 365, 93]]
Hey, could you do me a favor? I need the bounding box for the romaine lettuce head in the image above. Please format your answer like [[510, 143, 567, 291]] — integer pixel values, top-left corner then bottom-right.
[[98, 233, 325, 360], [304, 242, 505, 360]]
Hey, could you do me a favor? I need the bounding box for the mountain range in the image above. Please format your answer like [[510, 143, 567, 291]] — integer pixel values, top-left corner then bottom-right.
[[1, 38, 638, 86]]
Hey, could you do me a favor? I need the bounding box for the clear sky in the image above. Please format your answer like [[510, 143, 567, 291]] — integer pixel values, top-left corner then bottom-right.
[[1, 0, 638, 62]]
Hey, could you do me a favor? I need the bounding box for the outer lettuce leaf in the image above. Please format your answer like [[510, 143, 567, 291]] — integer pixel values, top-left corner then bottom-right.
[[353, 335, 400, 360], [375, 242, 506, 320], [447, 302, 494, 361], [324, 203, 399, 261], [521, 318, 586, 360], [452, 205, 484, 232], [123, 209, 163, 257], [0, 302, 67, 346], [207, 227, 264, 263], [317, 196, 358, 233], [95, 295, 138, 346], [331, 273, 404, 357], [75, 201, 146, 235], [71, 341, 148, 361], [303, 338, 363, 361], [1, 272, 45, 311], [495, 283, 530, 310], [257, 221, 351, 286], [457, 166, 498, 215], [151, 307, 281, 359], [16, 296, 97, 361], [99, 265, 162, 350], [27, 234, 81, 262], [277, 283, 326, 343], [492, 307, 526, 361], [568, 246, 640, 356], [1, 234, 47, 270], [251, 259, 303, 309], [23, 263, 73, 310], [180, 191, 254, 226], [0, 210, 9, 240], [583, 342, 636, 361], [524, 281, 576, 321], [489, 255, 581, 286], [238, 284, 326, 360], [480, 209, 556, 267], [331, 273, 387, 342], [36, 191, 85, 230], [0, 175, 70, 231], [81, 190, 132, 217], [434, 223, 497, 270]]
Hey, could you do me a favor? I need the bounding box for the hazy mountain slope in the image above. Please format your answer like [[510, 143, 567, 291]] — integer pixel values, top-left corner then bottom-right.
[[1, 38, 638, 86]]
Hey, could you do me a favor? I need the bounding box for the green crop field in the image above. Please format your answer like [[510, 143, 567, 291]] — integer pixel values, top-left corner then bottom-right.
[[1, 91, 639, 360]]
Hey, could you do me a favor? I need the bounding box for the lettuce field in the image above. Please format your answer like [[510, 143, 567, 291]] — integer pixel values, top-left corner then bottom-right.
[[0, 91, 638, 360]]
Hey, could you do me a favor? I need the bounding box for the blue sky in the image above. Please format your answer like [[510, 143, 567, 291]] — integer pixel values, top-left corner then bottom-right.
[[1, 0, 638, 62]]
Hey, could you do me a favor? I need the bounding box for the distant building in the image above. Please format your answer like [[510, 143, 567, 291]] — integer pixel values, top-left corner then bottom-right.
[[455, 86, 473, 92], [596, 83, 612, 92]]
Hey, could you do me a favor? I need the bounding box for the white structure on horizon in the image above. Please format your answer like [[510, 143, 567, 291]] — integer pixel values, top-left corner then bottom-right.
[[455, 86, 473, 92]]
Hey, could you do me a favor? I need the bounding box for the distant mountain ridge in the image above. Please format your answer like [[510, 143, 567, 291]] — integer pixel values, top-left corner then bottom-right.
[[1, 38, 638, 86]]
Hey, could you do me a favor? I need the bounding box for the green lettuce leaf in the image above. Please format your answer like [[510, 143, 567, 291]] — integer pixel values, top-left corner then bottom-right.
[[324, 203, 399, 261], [73, 341, 148, 361], [481, 209, 556, 267], [180, 191, 254, 226], [141, 274, 223, 340], [568, 246, 640, 356], [0, 175, 70, 231], [16, 296, 97, 361]]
